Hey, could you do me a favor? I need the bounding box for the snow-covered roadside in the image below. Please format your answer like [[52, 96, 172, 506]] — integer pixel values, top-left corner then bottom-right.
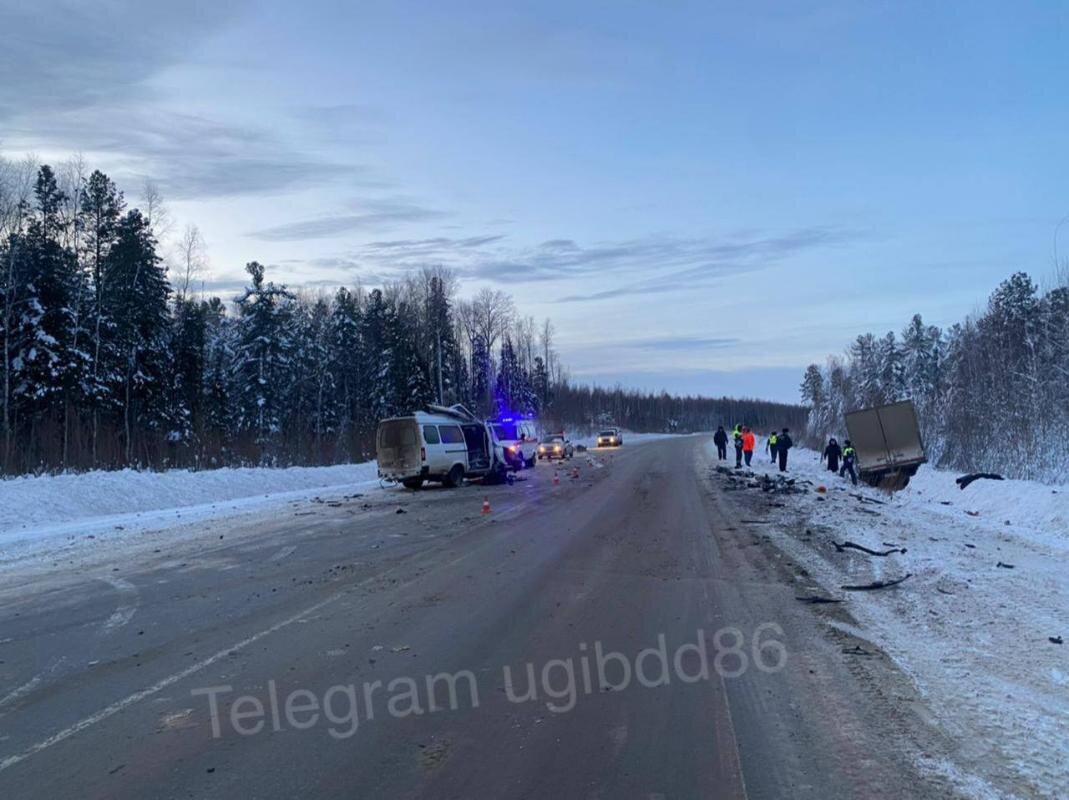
[[0, 462, 382, 565], [709, 442, 1069, 799]]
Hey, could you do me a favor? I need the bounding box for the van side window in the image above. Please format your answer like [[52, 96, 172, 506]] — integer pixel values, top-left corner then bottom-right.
[[439, 425, 465, 444], [422, 425, 440, 444]]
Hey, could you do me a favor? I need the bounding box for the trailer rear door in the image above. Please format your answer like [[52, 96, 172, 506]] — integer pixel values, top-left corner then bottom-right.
[[845, 400, 925, 472], [878, 401, 925, 464], [845, 408, 891, 470]]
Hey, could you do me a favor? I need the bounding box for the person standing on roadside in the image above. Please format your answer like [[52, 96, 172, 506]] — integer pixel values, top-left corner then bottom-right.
[[822, 437, 842, 472], [840, 440, 858, 485], [742, 427, 756, 466], [733, 424, 744, 467], [714, 425, 729, 461], [767, 430, 779, 463], [777, 427, 793, 472]]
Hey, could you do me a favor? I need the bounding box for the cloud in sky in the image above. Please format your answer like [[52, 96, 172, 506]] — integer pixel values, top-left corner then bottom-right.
[[248, 204, 446, 241], [315, 225, 856, 301], [624, 336, 740, 351], [3, 1, 1062, 401], [0, 1, 372, 200], [0, 1, 250, 121]]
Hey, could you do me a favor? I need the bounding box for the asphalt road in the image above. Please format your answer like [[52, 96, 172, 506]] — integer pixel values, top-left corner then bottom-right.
[[0, 437, 953, 799]]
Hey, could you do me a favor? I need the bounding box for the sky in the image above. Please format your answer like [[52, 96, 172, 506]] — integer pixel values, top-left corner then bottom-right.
[[2, 0, 1066, 403]]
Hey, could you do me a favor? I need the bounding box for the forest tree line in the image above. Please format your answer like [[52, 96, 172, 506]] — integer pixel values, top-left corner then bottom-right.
[[544, 384, 806, 438], [1, 156, 803, 475], [800, 271, 1069, 482]]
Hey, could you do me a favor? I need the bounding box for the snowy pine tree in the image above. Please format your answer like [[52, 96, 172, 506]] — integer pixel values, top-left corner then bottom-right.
[[328, 286, 363, 459], [233, 262, 296, 464]]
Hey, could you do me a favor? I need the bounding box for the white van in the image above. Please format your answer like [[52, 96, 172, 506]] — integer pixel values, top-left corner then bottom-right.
[[487, 417, 539, 469], [376, 405, 503, 489]]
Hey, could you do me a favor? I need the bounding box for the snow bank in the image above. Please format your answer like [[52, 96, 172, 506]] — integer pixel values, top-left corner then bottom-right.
[[895, 469, 1067, 545], [709, 441, 1069, 798], [0, 462, 380, 560]]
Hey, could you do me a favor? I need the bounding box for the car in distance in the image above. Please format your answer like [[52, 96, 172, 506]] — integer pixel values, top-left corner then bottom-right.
[[596, 428, 623, 447], [537, 434, 574, 460]]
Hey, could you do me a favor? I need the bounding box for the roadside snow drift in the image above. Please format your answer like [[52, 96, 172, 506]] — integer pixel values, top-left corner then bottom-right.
[[709, 441, 1068, 799], [0, 462, 380, 558]]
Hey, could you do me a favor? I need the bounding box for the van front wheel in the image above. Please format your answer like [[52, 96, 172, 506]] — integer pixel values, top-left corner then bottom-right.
[[444, 464, 465, 488]]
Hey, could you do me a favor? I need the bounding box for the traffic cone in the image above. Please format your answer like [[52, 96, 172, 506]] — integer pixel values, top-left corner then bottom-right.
[[481, 496, 491, 514], [553, 471, 560, 486]]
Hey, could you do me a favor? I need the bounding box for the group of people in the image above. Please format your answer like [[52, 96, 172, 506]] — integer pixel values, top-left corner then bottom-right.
[[711, 426, 860, 484], [713, 425, 794, 472], [820, 437, 859, 485]]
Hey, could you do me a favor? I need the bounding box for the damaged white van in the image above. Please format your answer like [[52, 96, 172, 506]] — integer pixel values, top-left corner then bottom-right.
[[376, 405, 503, 489]]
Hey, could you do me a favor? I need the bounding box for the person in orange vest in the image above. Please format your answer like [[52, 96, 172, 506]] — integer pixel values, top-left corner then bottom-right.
[[741, 426, 756, 466]]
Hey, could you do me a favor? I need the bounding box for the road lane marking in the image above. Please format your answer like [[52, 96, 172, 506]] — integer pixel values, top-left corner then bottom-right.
[[0, 677, 40, 710], [268, 545, 297, 562], [100, 577, 138, 633], [0, 476, 564, 773], [0, 590, 343, 773], [0, 658, 67, 717]]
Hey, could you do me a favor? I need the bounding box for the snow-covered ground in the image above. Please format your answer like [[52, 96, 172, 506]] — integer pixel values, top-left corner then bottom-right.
[[711, 441, 1068, 799], [0, 462, 382, 566]]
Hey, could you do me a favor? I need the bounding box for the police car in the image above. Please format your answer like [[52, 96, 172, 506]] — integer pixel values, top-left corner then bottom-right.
[[487, 416, 539, 469]]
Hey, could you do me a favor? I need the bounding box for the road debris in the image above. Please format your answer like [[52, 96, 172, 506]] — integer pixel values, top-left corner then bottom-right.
[[956, 472, 1004, 490], [833, 541, 907, 557], [795, 595, 843, 604], [841, 644, 876, 657], [841, 574, 913, 591]]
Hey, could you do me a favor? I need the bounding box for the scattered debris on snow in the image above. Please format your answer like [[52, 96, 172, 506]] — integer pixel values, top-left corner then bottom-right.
[[708, 441, 1069, 799]]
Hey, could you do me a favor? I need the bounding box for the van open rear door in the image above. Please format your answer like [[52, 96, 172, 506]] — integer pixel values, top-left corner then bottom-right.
[[376, 419, 422, 479]]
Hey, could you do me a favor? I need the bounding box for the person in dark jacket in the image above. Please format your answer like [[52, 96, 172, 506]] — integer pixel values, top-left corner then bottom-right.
[[732, 424, 744, 468], [777, 428, 793, 472], [840, 440, 858, 485], [822, 437, 842, 472], [713, 426, 728, 460]]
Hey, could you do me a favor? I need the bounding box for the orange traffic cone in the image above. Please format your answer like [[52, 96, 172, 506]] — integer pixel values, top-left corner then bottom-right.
[[481, 496, 491, 514], [553, 471, 560, 485]]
